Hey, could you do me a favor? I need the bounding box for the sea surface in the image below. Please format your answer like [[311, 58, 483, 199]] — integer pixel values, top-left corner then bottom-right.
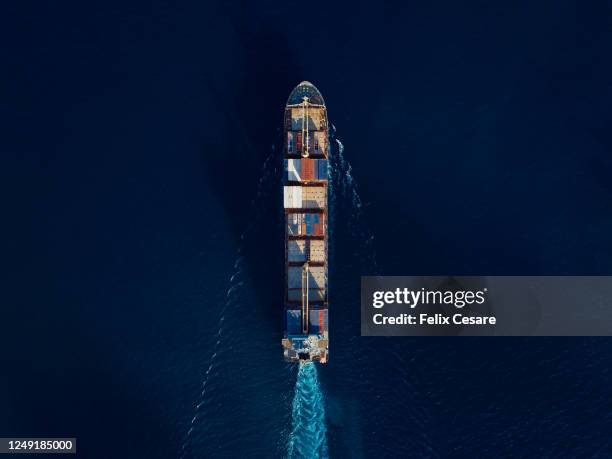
[[2, 1, 612, 458]]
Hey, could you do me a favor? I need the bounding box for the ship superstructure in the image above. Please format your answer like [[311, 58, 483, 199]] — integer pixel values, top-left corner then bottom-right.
[[282, 82, 329, 363]]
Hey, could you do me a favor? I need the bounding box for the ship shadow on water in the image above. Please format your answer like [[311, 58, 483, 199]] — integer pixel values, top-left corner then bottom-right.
[[198, 21, 303, 331]]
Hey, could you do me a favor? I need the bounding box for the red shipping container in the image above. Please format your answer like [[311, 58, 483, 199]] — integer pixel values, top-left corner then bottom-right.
[[302, 158, 314, 180], [315, 214, 325, 235]]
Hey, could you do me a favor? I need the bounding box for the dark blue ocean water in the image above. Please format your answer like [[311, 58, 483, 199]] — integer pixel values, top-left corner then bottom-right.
[[2, 1, 612, 457]]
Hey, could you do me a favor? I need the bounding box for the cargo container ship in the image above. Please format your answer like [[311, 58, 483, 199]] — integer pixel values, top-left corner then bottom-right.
[[282, 81, 329, 363]]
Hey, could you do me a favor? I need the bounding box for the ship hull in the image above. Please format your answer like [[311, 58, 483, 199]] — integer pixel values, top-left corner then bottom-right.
[[281, 82, 329, 363]]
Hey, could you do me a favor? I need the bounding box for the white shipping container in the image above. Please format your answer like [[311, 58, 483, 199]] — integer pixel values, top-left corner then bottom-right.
[[309, 240, 325, 262], [284, 186, 303, 208]]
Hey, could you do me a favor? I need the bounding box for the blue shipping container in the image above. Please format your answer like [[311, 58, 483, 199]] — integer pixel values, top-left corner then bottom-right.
[[286, 310, 302, 335], [317, 160, 328, 180]]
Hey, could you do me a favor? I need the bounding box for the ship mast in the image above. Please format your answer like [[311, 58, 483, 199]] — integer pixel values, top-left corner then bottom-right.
[[302, 96, 309, 158]]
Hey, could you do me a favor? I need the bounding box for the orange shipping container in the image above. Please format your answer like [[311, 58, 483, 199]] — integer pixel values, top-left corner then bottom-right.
[[302, 158, 314, 180]]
